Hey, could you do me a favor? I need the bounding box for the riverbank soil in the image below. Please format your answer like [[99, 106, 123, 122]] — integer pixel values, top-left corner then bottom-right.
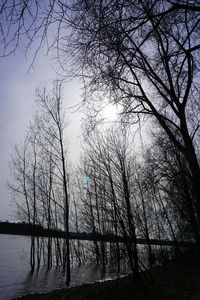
[[17, 260, 200, 300]]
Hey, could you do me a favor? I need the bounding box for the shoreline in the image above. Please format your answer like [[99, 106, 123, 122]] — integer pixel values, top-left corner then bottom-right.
[[15, 259, 200, 300]]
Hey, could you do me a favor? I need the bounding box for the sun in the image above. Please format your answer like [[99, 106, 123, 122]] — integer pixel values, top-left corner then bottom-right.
[[101, 103, 120, 122]]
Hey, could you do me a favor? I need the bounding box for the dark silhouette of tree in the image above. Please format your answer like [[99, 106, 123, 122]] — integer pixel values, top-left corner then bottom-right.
[[35, 81, 71, 285], [78, 126, 140, 275], [2, 2, 200, 245], [9, 81, 71, 282], [65, 2, 200, 238], [144, 127, 199, 244], [3, 1, 200, 276]]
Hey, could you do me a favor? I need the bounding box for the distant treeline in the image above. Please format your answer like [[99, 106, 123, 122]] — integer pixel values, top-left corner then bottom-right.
[[0, 222, 117, 241], [0, 221, 66, 238], [0, 221, 122, 242], [0, 221, 193, 247], [0, 221, 115, 241]]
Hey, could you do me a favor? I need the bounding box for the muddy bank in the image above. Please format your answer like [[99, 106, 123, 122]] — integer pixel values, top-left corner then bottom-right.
[[15, 260, 200, 300]]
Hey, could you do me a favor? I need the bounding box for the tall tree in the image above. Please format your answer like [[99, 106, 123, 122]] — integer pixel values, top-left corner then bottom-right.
[[35, 81, 71, 285], [2, 1, 200, 237], [67, 1, 200, 247], [9, 81, 71, 282], [79, 126, 140, 275]]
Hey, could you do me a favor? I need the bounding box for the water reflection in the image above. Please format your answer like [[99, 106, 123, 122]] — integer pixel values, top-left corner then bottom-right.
[[14, 263, 128, 299], [0, 234, 186, 300]]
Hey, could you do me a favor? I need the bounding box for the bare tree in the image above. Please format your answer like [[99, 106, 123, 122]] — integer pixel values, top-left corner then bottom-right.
[[65, 1, 200, 248], [144, 129, 198, 244], [78, 126, 140, 275], [35, 81, 71, 285], [2, 1, 200, 244], [9, 81, 71, 282], [9, 135, 36, 270]]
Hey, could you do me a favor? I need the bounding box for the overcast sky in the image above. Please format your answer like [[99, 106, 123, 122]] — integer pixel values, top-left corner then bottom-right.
[[0, 38, 146, 222], [0, 48, 82, 222]]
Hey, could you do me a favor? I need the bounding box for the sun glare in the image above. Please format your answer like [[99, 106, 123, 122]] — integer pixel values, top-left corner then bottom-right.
[[101, 103, 120, 122]]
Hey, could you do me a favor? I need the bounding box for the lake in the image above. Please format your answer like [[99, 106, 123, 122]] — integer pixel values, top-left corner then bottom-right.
[[0, 234, 130, 300]]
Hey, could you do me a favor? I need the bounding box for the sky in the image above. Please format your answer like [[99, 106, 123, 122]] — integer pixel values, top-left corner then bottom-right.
[[0, 44, 122, 222], [0, 29, 147, 222], [0, 48, 83, 222]]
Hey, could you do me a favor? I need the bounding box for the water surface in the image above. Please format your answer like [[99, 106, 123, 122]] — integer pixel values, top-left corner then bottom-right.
[[0, 234, 129, 299]]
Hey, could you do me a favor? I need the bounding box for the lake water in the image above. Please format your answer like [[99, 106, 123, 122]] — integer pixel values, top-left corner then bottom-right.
[[0, 233, 182, 299], [0, 234, 130, 300]]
